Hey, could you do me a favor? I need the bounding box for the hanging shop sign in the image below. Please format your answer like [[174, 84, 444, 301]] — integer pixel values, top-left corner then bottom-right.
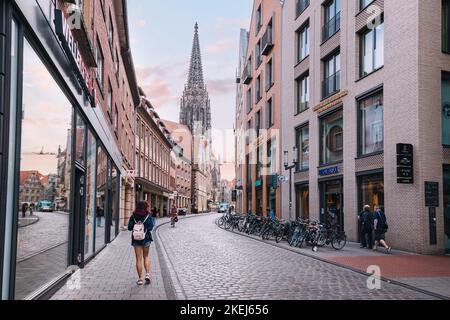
[[54, 8, 97, 108], [396, 143, 414, 184]]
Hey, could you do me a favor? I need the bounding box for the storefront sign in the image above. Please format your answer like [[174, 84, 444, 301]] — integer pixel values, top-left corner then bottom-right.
[[254, 180, 262, 188], [319, 166, 339, 176], [54, 9, 96, 108], [425, 182, 439, 208], [396, 143, 414, 184]]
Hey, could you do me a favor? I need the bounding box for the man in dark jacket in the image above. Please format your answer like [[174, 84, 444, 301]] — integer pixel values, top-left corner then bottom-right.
[[359, 205, 374, 249]]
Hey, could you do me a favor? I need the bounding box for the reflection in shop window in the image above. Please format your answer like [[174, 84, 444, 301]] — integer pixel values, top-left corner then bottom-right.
[[358, 174, 384, 211], [359, 91, 383, 155], [320, 110, 343, 164], [85, 130, 96, 259], [15, 39, 73, 299], [75, 113, 86, 165], [96, 147, 108, 250]]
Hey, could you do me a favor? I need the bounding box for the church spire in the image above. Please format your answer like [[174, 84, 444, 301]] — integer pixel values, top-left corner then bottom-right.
[[187, 22, 204, 88]]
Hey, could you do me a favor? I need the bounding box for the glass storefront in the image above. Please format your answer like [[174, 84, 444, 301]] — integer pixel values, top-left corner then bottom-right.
[[96, 147, 108, 251], [320, 180, 343, 231], [15, 38, 72, 300], [443, 167, 450, 253], [358, 173, 384, 211], [295, 184, 309, 220], [320, 110, 343, 165], [84, 130, 97, 260]]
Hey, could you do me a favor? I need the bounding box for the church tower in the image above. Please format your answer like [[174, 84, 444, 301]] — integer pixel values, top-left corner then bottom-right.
[[179, 23, 212, 135]]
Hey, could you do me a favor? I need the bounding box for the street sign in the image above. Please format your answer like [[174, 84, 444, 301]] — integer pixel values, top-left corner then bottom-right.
[[397, 143, 414, 184], [425, 182, 439, 208], [279, 175, 286, 183]]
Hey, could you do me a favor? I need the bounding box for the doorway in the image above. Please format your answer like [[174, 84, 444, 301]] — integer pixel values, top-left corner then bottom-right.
[[320, 179, 344, 232], [443, 167, 450, 253]]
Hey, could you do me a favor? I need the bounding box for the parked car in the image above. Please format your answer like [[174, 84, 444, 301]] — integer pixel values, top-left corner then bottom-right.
[[218, 203, 229, 213], [38, 200, 54, 212], [178, 208, 188, 216]]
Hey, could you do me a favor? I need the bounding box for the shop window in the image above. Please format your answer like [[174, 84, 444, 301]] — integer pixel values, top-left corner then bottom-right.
[[75, 113, 86, 165], [15, 39, 73, 300], [358, 174, 384, 212], [96, 147, 108, 250], [84, 130, 96, 259], [295, 185, 310, 220], [296, 125, 309, 171], [320, 109, 343, 164], [358, 91, 383, 155], [443, 73, 450, 146], [443, 0, 450, 53], [110, 161, 119, 241]]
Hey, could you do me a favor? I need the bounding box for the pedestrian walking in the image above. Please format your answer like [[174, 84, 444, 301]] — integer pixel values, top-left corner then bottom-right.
[[150, 206, 158, 228], [96, 206, 104, 227], [373, 205, 392, 254], [359, 205, 374, 249], [29, 203, 34, 216], [128, 201, 154, 286], [170, 205, 178, 227], [21, 203, 28, 218]]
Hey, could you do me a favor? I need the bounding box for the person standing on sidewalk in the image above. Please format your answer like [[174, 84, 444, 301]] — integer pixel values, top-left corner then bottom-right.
[[150, 206, 158, 228], [373, 205, 392, 254], [128, 201, 154, 286], [359, 205, 374, 249]]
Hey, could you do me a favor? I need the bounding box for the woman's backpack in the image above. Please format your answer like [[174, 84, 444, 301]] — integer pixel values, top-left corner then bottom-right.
[[132, 215, 149, 241]]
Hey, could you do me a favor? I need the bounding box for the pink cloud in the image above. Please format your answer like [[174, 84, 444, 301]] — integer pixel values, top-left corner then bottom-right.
[[141, 79, 179, 109], [206, 78, 235, 96], [206, 40, 233, 54]]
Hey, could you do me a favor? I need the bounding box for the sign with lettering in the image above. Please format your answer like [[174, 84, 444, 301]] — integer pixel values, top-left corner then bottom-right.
[[54, 9, 96, 108], [425, 182, 439, 208], [319, 166, 339, 176], [397, 143, 414, 184]]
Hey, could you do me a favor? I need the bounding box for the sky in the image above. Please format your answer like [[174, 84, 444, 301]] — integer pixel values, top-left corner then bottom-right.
[[127, 0, 253, 181]]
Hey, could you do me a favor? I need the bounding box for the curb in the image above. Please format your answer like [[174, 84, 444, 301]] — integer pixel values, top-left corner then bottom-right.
[[216, 218, 449, 301], [154, 213, 213, 301]]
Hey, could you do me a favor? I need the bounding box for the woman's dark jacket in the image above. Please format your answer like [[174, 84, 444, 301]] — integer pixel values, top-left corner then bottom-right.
[[128, 214, 154, 246]]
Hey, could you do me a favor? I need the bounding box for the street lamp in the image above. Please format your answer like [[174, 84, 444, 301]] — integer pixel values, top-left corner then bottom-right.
[[284, 147, 299, 221]]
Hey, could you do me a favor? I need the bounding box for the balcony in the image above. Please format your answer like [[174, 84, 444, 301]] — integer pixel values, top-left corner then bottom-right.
[[296, 0, 310, 18], [322, 71, 341, 99], [322, 12, 341, 42], [242, 63, 253, 85], [261, 27, 274, 56]]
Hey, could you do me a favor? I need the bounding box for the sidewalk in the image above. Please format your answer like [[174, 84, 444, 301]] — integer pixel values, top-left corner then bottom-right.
[[225, 228, 450, 299], [51, 218, 173, 300]]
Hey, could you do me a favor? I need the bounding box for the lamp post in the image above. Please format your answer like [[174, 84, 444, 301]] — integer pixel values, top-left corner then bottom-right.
[[284, 147, 299, 221]]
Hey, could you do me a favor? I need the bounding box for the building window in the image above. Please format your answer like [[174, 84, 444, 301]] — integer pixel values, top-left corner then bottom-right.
[[296, 126, 309, 171], [108, 11, 114, 49], [323, 0, 341, 42], [322, 51, 341, 99], [295, 185, 310, 220], [107, 81, 113, 119], [360, 0, 372, 11], [265, 58, 274, 91], [256, 40, 262, 68], [265, 98, 274, 128], [246, 87, 253, 113], [114, 106, 119, 132], [297, 22, 310, 63], [296, 73, 309, 114], [256, 4, 262, 34], [444, 0, 450, 53], [443, 73, 450, 145], [360, 20, 384, 77], [256, 75, 262, 103], [359, 91, 383, 155], [296, 0, 310, 18], [96, 39, 104, 88], [247, 120, 252, 144], [256, 110, 261, 137], [320, 109, 343, 164]]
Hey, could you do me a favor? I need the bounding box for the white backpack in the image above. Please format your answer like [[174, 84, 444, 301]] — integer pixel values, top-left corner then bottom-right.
[[132, 215, 149, 241]]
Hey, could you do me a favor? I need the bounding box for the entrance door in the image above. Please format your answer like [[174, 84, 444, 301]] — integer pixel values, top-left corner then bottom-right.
[[72, 167, 86, 266], [255, 189, 263, 216], [320, 180, 344, 232], [444, 167, 450, 253]]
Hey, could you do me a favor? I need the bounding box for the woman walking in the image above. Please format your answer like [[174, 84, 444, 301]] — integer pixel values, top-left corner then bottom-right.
[[128, 201, 154, 286]]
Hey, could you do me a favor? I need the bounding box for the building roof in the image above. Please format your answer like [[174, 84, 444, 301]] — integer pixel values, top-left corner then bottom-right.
[[20, 171, 46, 186], [161, 119, 192, 160]]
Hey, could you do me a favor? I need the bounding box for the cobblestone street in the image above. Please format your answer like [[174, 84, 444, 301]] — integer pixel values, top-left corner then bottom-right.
[[157, 214, 434, 300]]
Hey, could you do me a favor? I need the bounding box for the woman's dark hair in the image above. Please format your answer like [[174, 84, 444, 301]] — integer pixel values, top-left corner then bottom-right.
[[134, 201, 150, 216]]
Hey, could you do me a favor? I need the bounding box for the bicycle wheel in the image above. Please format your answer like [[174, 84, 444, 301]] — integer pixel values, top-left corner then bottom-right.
[[275, 228, 284, 243], [217, 217, 225, 228], [332, 233, 347, 250]]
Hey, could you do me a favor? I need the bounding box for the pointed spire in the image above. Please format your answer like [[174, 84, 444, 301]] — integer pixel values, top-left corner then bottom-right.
[[187, 22, 204, 88]]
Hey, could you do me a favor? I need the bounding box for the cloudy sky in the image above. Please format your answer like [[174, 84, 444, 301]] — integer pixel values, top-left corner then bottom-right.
[[127, 0, 253, 181]]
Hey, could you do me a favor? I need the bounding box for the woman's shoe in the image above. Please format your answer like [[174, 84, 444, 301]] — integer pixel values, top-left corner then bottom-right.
[[137, 279, 143, 286], [145, 274, 151, 285], [386, 247, 392, 254]]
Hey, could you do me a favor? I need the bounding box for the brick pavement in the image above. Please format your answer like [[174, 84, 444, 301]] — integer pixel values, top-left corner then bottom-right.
[[157, 214, 435, 300]]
